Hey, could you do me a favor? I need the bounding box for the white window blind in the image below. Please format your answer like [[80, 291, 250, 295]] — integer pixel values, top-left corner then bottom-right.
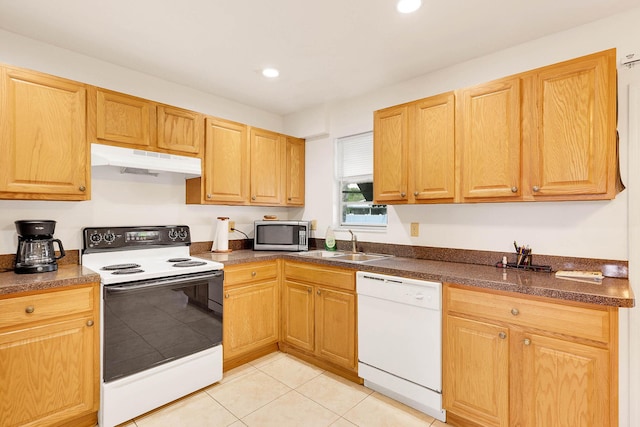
[[337, 132, 373, 179]]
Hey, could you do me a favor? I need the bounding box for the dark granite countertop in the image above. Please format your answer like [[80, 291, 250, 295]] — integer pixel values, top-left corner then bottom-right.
[[194, 250, 634, 308], [0, 264, 100, 296], [0, 249, 632, 308]]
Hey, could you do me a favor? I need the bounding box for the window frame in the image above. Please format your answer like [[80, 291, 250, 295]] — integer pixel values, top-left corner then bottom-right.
[[335, 131, 387, 229]]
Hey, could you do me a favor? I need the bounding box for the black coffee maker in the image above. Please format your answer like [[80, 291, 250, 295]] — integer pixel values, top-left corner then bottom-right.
[[14, 220, 66, 274]]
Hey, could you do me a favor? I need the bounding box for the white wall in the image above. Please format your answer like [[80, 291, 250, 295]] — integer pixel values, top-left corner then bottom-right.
[[0, 30, 294, 254], [288, 7, 640, 262]]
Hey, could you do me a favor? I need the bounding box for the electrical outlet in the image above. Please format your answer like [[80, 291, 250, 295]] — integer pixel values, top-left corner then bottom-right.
[[311, 219, 317, 230], [410, 222, 419, 237], [228, 220, 235, 232]]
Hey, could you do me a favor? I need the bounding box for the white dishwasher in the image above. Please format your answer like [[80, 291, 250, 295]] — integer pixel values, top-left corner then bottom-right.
[[357, 271, 445, 422]]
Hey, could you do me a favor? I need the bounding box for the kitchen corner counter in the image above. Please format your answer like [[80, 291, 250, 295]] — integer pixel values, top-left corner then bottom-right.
[[0, 264, 100, 296], [195, 250, 634, 308]]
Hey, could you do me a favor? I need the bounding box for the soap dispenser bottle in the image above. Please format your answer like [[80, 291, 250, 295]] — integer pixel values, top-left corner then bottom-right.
[[324, 227, 337, 251]]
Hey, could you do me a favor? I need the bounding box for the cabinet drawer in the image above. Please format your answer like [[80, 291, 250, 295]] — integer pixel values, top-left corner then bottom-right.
[[225, 261, 278, 286], [445, 285, 611, 343], [0, 285, 95, 330], [285, 261, 355, 292]]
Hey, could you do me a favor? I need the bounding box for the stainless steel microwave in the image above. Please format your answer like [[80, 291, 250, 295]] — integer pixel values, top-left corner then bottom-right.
[[253, 220, 309, 251]]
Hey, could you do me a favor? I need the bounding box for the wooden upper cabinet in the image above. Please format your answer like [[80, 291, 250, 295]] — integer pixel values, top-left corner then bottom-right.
[[374, 93, 455, 205], [457, 76, 521, 202], [373, 104, 409, 203], [93, 88, 155, 148], [285, 136, 305, 206], [373, 49, 618, 205], [186, 120, 305, 207], [90, 87, 203, 156], [157, 105, 203, 155], [250, 127, 284, 205], [412, 92, 455, 202], [0, 66, 90, 200], [201, 117, 249, 204], [524, 49, 617, 200]]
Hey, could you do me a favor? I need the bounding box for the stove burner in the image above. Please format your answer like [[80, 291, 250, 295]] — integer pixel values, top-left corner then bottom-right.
[[167, 258, 191, 263], [102, 263, 142, 271], [172, 261, 207, 267], [111, 268, 144, 275]]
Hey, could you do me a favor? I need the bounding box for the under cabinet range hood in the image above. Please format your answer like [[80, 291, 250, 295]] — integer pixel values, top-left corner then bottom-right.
[[90, 143, 201, 177]]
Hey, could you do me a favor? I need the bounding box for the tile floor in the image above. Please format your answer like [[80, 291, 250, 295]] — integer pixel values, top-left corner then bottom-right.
[[116, 352, 450, 427]]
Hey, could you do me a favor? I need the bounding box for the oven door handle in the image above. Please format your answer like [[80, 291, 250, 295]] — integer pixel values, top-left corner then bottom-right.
[[104, 271, 223, 293]]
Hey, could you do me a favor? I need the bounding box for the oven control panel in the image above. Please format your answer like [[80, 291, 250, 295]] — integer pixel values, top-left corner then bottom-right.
[[83, 225, 191, 252]]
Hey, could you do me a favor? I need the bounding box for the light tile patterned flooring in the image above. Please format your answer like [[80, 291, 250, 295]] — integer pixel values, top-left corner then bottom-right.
[[116, 352, 450, 427]]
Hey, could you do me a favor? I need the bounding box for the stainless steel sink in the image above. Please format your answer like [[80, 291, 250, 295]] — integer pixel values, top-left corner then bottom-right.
[[296, 250, 345, 258], [295, 250, 392, 263], [332, 252, 392, 263]]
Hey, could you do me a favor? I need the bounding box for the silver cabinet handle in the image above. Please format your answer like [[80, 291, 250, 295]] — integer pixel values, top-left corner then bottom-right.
[[251, 271, 257, 277], [498, 332, 507, 339], [511, 186, 518, 193], [25, 305, 35, 314], [79, 185, 86, 192], [523, 338, 531, 346], [511, 308, 519, 316], [206, 194, 212, 199], [86, 320, 94, 327], [251, 196, 256, 201], [400, 192, 406, 198], [225, 293, 230, 299], [532, 186, 540, 192], [414, 191, 419, 196]]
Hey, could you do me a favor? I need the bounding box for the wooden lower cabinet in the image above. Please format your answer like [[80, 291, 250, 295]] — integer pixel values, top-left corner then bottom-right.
[[443, 283, 618, 427], [222, 261, 280, 369], [282, 261, 357, 381], [0, 284, 99, 427]]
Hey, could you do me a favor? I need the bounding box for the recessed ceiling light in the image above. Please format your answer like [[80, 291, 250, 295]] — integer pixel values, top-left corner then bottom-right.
[[262, 68, 280, 78], [397, 0, 422, 14]]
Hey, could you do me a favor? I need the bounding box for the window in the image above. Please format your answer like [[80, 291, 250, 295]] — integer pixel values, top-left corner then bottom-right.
[[336, 132, 387, 227]]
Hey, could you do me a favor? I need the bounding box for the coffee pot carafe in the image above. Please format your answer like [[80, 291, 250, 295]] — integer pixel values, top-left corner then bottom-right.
[[14, 220, 65, 274]]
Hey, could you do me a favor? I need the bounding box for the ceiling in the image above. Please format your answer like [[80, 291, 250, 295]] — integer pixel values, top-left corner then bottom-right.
[[0, 0, 638, 115]]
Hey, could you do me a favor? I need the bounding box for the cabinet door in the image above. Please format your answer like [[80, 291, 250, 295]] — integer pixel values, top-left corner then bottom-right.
[[527, 50, 616, 199], [373, 104, 409, 203], [250, 128, 283, 205], [223, 280, 279, 360], [203, 117, 249, 204], [412, 93, 456, 202], [282, 281, 315, 352], [95, 89, 155, 148], [315, 287, 356, 369], [0, 67, 90, 200], [285, 136, 305, 206], [444, 315, 510, 427], [457, 77, 521, 201], [518, 333, 610, 427], [0, 316, 97, 426], [157, 105, 203, 155]]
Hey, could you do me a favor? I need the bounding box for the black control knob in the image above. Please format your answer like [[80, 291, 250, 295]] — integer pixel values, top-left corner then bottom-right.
[[177, 229, 188, 240], [168, 229, 178, 240], [103, 233, 116, 243], [89, 233, 102, 244]]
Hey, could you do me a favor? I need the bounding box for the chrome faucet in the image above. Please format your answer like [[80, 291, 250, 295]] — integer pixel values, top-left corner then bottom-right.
[[348, 229, 357, 253]]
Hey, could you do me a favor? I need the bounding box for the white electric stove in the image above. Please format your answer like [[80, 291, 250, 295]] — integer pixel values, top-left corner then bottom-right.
[[81, 225, 224, 427]]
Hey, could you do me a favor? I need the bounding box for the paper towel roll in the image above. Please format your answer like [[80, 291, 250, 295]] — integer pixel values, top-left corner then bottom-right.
[[212, 217, 230, 252]]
